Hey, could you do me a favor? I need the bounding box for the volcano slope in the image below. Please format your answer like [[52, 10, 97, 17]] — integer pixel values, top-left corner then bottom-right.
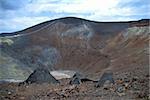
[[0, 17, 149, 79], [0, 17, 149, 99]]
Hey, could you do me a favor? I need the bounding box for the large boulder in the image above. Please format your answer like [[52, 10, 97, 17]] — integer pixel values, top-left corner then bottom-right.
[[96, 72, 114, 87], [24, 68, 60, 84], [69, 72, 82, 85]]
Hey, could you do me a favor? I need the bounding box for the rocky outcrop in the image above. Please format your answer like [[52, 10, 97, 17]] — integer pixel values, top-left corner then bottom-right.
[[24, 68, 60, 84], [96, 72, 114, 87], [69, 73, 82, 85]]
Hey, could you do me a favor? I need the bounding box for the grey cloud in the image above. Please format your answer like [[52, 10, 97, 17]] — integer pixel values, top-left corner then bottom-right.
[[0, 0, 29, 10]]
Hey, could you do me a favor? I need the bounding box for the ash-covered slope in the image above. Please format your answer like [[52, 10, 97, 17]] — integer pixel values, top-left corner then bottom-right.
[[0, 17, 149, 80]]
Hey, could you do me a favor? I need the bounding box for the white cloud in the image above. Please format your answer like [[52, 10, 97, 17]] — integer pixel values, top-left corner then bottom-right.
[[26, 0, 120, 15], [25, 0, 146, 21], [0, 0, 149, 32]]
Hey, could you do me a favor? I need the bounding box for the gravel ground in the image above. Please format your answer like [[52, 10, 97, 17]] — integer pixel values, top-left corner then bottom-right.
[[0, 64, 149, 100]]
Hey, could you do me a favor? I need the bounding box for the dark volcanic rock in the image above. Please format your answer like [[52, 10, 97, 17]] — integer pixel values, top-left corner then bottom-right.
[[69, 72, 82, 85], [69, 72, 97, 85], [24, 68, 60, 84], [96, 72, 114, 87]]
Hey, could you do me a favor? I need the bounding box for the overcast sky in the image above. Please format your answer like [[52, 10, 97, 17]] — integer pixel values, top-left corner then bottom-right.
[[0, 0, 149, 33]]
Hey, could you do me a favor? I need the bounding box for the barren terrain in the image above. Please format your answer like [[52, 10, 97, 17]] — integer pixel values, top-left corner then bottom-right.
[[0, 17, 149, 99]]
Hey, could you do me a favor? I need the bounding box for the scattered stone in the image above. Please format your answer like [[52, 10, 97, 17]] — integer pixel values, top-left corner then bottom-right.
[[24, 67, 60, 84], [115, 86, 126, 96], [60, 85, 77, 97], [116, 79, 124, 84], [123, 83, 130, 90], [137, 92, 148, 99], [117, 86, 124, 93], [19, 96, 25, 100], [145, 74, 149, 77], [132, 77, 138, 82], [117, 92, 125, 97], [8, 91, 11, 95], [25, 85, 29, 88]]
